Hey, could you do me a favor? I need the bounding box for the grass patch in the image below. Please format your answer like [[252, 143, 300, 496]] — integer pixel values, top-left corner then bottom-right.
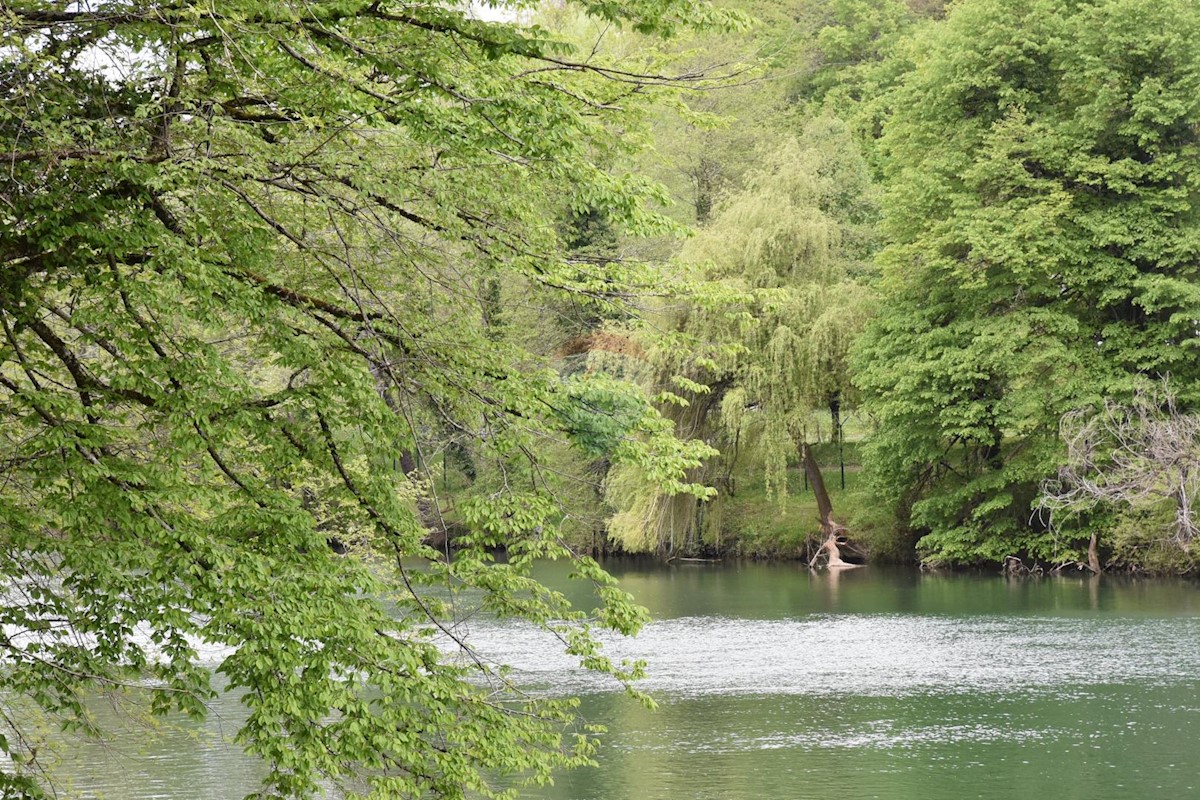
[[714, 442, 870, 559]]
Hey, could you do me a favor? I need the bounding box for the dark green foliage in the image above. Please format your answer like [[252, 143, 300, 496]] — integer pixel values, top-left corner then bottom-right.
[[793, 0, 915, 104], [1109, 505, 1199, 574], [856, 0, 1200, 566]]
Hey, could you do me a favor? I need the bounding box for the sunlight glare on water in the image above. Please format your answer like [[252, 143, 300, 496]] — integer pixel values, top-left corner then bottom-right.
[[457, 612, 1200, 699]]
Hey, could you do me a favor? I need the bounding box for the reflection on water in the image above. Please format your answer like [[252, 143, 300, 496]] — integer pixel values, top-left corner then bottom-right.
[[463, 613, 1200, 698], [36, 565, 1200, 799], [50, 683, 260, 800]]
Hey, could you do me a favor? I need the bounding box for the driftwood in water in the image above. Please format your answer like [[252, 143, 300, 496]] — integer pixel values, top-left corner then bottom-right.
[[1004, 555, 1042, 576], [803, 443, 863, 569]]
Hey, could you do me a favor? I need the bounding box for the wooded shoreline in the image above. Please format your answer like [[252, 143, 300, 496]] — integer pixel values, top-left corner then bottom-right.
[[5, 0, 1200, 794]]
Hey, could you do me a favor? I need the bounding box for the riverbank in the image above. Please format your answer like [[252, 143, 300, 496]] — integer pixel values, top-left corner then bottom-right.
[[433, 435, 1197, 576]]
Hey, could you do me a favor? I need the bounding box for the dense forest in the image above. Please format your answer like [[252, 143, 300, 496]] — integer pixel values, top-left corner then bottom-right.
[[3, 0, 1200, 796], [449, 0, 1200, 577], [558, 0, 1200, 578]]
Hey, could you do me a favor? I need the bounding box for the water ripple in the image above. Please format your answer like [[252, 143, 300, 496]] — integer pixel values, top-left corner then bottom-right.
[[457, 613, 1200, 698]]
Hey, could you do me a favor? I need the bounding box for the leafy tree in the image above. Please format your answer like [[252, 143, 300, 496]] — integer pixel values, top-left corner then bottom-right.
[[544, 0, 804, 228], [855, 0, 1200, 567], [608, 117, 879, 555], [642, 0, 800, 225], [0, 2, 728, 796], [788, 0, 928, 151], [796, 0, 912, 98]]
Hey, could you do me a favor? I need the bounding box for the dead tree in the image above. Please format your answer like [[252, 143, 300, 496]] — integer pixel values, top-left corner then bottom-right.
[[1038, 379, 1200, 571]]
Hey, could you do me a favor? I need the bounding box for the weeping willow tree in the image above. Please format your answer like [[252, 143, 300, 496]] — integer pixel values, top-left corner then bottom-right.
[[608, 117, 879, 555]]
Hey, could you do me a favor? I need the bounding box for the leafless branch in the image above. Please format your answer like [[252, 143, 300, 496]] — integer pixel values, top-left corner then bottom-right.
[[1038, 377, 1200, 549]]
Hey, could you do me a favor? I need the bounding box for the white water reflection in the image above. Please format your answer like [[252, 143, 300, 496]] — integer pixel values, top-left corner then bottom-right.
[[460, 614, 1200, 698]]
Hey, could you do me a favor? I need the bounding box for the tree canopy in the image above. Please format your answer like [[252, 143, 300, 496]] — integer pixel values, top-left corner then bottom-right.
[[0, 1, 730, 796], [855, 0, 1200, 565], [606, 117, 878, 555]]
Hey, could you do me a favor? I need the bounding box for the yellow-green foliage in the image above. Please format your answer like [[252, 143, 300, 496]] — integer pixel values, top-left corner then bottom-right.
[[1108, 504, 1200, 574], [676, 121, 878, 449], [606, 463, 700, 552], [605, 118, 880, 553]]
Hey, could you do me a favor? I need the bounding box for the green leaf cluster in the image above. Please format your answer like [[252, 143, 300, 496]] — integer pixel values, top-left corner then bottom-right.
[[855, 0, 1200, 565], [0, 1, 723, 795]]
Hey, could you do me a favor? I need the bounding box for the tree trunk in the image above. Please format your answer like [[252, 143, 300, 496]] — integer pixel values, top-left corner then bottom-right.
[[803, 443, 861, 569], [830, 394, 845, 491], [1087, 531, 1101, 575], [803, 443, 836, 533]]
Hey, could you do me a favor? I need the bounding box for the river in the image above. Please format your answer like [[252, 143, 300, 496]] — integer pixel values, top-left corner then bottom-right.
[[47, 562, 1200, 798]]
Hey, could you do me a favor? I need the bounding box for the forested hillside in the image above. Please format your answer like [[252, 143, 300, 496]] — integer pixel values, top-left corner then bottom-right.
[[3, 0, 1200, 795]]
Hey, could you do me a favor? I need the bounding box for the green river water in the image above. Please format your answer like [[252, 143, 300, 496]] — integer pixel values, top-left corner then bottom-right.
[[47, 563, 1200, 799]]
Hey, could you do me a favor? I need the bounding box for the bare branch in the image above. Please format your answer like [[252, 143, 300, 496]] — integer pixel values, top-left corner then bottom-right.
[[1039, 377, 1200, 553]]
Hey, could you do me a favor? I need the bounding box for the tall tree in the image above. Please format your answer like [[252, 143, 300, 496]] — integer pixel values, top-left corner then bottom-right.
[[608, 118, 879, 555], [0, 2, 728, 796], [788, 0, 931, 157], [855, 0, 1200, 567], [640, 0, 800, 225], [547, 0, 807, 228]]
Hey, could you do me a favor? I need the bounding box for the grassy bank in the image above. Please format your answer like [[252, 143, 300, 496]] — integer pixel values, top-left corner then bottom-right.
[[710, 440, 889, 560]]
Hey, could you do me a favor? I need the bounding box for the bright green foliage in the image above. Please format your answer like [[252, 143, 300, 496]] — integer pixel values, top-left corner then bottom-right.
[[637, 0, 800, 225], [855, 0, 1200, 566], [796, 0, 913, 99], [534, 0, 786, 228], [0, 2, 728, 796], [608, 118, 878, 553], [790, 0, 932, 153]]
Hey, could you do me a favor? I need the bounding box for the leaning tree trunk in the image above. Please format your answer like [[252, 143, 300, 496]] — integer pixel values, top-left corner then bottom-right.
[[803, 443, 859, 569]]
